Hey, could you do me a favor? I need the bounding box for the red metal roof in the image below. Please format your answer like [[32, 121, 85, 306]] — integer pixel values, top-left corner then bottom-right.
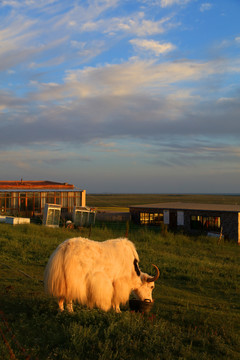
[[0, 180, 74, 190]]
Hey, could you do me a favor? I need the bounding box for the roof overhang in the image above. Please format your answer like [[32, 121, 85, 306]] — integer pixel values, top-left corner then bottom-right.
[[129, 202, 240, 213]]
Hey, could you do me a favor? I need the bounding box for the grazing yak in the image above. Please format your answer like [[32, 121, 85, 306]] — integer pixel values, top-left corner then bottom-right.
[[44, 237, 159, 312]]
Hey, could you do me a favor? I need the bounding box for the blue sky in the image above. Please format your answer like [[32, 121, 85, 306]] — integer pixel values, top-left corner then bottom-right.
[[0, 0, 240, 193]]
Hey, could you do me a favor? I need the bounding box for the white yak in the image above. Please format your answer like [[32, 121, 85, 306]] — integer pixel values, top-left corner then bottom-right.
[[44, 237, 159, 312]]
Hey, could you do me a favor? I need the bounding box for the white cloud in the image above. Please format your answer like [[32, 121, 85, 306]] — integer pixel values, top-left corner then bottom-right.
[[130, 38, 176, 56], [81, 21, 99, 32], [101, 13, 175, 36], [0, 0, 64, 10], [200, 3, 213, 12], [25, 57, 230, 105], [62, 58, 225, 98], [160, 0, 191, 8]]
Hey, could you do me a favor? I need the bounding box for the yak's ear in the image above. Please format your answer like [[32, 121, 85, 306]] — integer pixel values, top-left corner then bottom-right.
[[133, 259, 141, 276], [140, 273, 149, 283]]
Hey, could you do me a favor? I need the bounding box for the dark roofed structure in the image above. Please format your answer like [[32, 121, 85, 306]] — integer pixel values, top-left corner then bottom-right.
[[130, 202, 240, 243], [130, 202, 240, 212]]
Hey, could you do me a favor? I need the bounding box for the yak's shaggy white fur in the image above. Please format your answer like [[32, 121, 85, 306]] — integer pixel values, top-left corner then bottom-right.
[[44, 237, 158, 312]]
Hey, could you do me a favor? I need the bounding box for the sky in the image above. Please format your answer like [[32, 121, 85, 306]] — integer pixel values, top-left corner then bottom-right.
[[0, 0, 240, 194]]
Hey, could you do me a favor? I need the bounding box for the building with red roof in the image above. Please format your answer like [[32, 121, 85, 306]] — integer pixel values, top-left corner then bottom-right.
[[0, 180, 86, 218]]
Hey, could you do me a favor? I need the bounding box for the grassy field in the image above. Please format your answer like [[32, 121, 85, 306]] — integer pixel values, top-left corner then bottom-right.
[[86, 193, 240, 209], [0, 222, 240, 359]]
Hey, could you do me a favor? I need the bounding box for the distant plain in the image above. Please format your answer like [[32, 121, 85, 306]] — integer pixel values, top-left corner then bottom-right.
[[86, 194, 240, 211]]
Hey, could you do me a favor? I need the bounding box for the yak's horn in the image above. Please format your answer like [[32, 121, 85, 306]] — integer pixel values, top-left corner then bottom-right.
[[147, 264, 160, 282]]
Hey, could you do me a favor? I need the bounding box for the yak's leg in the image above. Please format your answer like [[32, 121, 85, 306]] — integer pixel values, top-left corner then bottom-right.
[[112, 277, 130, 313], [113, 304, 121, 313], [66, 300, 73, 313], [58, 297, 65, 312]]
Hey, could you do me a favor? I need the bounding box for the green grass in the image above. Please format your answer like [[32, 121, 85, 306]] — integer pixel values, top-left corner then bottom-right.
[[0, 223, 240, 359]]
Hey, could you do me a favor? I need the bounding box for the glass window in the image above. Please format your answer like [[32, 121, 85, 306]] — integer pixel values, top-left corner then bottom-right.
[[62, 192, 68, 208], [153, 213, 163, 225], [11, 193, 18, 210], [0, 193, 5, 213], [190, 215, 203, 230], [41, 192, 46, 208], [140, 212, 149, 224], [34, 193, 41, 212], [5, 193, 11, 210], [203, 216, 221, 232], [0, 193, 12, 213], [140, 212, 163, 225], [55, 192, 61, 204], [27, 193, 34, 211], [75, 192, 81, 206], [20, 193, 26, 211], [190, 215, 221, 232], [47, 192, 54, 204], [68, 192, 74, 211], [149, 213, 154, 223]]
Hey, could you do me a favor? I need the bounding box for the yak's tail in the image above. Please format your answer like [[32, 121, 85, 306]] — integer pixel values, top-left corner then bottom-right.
[[44, 242, 67, 298]]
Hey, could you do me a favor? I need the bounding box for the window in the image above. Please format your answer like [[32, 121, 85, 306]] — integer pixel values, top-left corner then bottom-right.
[[190, 216, 203, 230], [75, 192, 81, 206], [27, 193, 34, 211], [164, 210, 169, 224], [202, 216, 221, 232], [150, 213, 163, 225], [190, 215, 221, 232], [177, 211, 184, 226], [34, 193, 41, 212], [68, 193, 74, 211], [140, 212, 149, 224], [6, 193, 11, 211], [0, 193, 5, 213], [140, 212, 163, 225], [0, 193, 12, 213], [20, 193, 26, 211], [47, 192, 54, 204], [62, 192, 68, 208], [55, 192, 61, 205]]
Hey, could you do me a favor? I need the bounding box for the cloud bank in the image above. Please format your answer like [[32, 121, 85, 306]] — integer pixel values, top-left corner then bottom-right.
[[0, 0, 240, 192]]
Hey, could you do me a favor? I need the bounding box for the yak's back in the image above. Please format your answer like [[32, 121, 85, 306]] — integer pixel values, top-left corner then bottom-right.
[[62, 237, 139, 274], [44, 237, 139, 285]]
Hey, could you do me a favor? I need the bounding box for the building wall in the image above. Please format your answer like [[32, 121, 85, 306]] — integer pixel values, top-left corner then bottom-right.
[[221, 212, 239, 243], [130, 207, 240, 243], [183, 210, 239, 242], [0, 190, 86, 217]]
